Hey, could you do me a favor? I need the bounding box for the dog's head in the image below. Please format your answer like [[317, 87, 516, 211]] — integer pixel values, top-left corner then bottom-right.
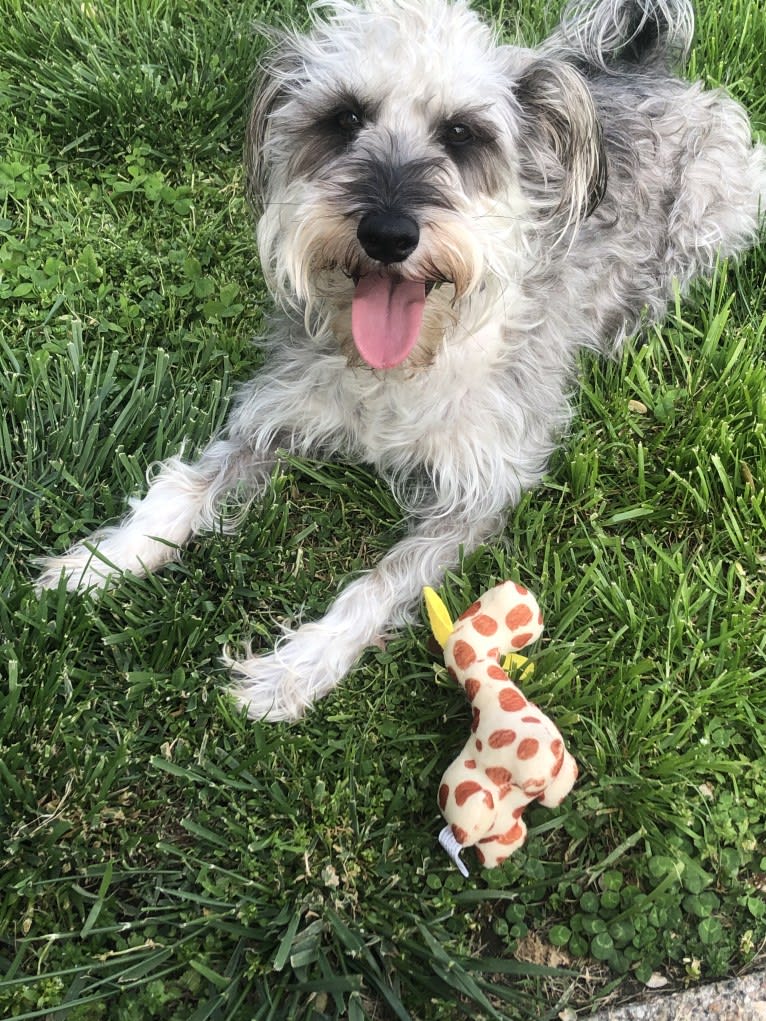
[[246, 0, 606, 370]]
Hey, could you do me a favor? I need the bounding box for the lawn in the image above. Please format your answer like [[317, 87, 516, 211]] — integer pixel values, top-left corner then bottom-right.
[[1, 0, 765, 1018]]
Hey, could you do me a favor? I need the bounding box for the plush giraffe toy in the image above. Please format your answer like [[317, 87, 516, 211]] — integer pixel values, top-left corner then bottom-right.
[[424, 581, 578, 876]]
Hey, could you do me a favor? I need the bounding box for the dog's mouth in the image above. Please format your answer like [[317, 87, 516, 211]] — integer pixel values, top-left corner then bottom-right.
[[350, 273, 438, 370]]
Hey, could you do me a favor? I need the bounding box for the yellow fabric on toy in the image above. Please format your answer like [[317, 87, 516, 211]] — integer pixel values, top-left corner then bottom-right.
[[427, 581, 578, 876], [423, 586, 455, 648]]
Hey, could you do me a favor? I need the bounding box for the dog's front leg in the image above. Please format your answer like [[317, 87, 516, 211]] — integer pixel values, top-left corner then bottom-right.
[[228, 506, 506, 722], [35, 436, 278, 592]]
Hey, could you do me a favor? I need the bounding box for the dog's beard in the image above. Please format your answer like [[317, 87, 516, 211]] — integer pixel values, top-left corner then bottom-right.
[[259, 194, 495, 370]]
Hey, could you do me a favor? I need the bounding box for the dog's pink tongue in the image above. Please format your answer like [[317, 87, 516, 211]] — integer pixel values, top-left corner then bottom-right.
[[351, 274, 426, 369]]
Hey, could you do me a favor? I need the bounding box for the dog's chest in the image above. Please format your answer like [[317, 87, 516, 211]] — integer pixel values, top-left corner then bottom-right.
[[334, 322, 516, 464]]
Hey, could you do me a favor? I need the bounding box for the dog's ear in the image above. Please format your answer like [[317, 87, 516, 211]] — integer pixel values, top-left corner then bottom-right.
[[245, 30, 304, 212], [512, 56, 607, 229]]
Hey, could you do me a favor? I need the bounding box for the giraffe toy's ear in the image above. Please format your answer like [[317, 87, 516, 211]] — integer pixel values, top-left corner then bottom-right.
[[423, 587, 454, 649]]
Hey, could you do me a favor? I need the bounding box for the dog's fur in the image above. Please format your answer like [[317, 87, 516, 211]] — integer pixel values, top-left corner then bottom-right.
[[37, 0, 766, 720]]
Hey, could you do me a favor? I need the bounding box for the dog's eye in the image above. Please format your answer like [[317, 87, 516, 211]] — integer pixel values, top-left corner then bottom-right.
[[336, 109, 363, 134], [442, 122, 475, 147]]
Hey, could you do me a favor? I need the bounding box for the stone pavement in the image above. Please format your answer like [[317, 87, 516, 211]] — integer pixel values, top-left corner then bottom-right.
[[590, 970, 766, 1020]]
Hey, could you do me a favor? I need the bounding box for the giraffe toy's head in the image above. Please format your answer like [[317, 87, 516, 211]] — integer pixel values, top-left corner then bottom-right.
[[424, 581, 578, 876]]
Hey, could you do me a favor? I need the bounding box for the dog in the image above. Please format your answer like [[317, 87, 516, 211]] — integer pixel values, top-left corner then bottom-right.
[[36, 0, 766, 721]]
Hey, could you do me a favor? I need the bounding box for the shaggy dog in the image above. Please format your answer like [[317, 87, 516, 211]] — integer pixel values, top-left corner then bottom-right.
[[37, 0, 766, 720]]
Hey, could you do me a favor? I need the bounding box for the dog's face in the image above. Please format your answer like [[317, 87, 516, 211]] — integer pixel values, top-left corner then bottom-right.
[[247, 0, 606, 370]]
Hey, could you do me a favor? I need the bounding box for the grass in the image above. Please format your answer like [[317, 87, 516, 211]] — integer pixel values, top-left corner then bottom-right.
[[1, 0, 765, 1017]]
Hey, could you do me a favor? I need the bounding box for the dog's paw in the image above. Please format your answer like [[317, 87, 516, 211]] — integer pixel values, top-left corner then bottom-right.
[[34, 542, 121, 593], [34, 522, 181, 594], [225, 622, 362, 722], [226, 653, 309, 722]]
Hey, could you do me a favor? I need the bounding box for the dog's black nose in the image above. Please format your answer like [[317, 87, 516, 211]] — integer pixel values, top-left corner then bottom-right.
[[357, 211, 420, 264]]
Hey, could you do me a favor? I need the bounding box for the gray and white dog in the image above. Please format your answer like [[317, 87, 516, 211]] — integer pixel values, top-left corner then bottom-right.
[[38, 0, 766, 720]]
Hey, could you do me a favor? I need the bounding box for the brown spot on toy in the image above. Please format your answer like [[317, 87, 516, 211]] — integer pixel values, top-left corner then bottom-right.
[[523, 777, 546, 793], [472, 613, 498, 636], [464, 759, 476, 769], [486, 766, 513, 786], [517, 737, 540, 760], [498, 823, 524, 845], [453, 639, 477, 669], [487, 664, 508, 681], [499, 688, 526, 712], [506, 604, 533, 630], [514, 584, 528, 595], [471, 707, 481, 732], [464, 677, 481, 701], [488, 728, 517, 748], [451, 824, 469, 845], [438, 784, 449, 811], [511, 632, 534, 648], [455, 780, 483, 806], [521, 715, 542, 724], [458, 601, 482, 620]]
